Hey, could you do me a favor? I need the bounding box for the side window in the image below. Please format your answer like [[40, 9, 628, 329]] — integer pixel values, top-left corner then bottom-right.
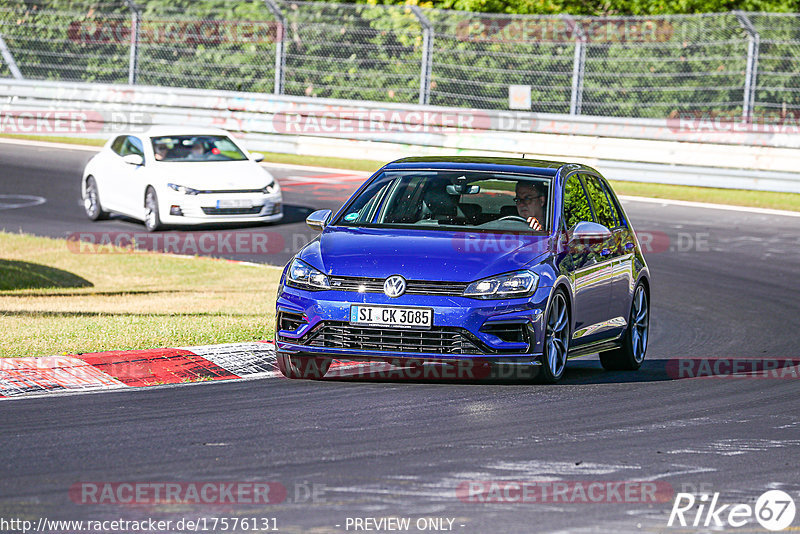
[[601, 179, 626, 228], [127, 136, 144, 157], [562, 174, 594, 230], [110, 136, 126, 155], [119, 136, 144, 158], [582, 174, 616, 229]]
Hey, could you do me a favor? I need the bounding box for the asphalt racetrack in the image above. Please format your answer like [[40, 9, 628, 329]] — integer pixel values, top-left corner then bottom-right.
[[1, 140, 799, 533]]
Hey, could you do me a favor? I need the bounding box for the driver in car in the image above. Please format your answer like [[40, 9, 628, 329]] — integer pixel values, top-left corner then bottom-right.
[[154, 143, 169, 161], [515, 181, 547, 231]]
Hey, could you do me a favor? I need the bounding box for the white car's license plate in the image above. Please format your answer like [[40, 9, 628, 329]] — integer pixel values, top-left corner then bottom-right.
[[216, 199, 253, 209], [350, 305, 433, 329]]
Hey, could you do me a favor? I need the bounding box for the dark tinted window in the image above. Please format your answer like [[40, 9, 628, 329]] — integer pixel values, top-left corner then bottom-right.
[[562, 174, 593, 230], [582, 174, 616, 229]]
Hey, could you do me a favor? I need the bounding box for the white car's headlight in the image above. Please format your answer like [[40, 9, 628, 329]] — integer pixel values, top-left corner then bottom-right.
[[167, 183, 199, 195], [262, 181, 279, 194], [463, 270, 538, 299], [286, 258, 330, 290]]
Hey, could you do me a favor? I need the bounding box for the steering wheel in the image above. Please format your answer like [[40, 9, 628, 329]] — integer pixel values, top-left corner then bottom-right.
[[497, 215, 528, 222]]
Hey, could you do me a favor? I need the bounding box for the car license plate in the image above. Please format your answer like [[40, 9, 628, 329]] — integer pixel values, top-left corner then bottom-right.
[[350, 305, 432, 329], [216, 199, 252, 209]]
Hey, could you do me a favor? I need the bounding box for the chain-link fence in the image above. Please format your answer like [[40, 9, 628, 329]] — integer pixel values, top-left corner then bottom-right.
[[1, 0, 798, 119]]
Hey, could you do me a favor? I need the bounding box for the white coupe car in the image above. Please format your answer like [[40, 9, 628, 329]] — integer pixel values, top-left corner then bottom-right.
[[81, 126, 283, 231]]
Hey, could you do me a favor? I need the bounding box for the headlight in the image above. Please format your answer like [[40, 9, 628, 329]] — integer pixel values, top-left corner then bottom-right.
[[262, 181, 279, 194], [167, 183, 199, 195], [463, 270, 538, 299], [286, 258, 330, 290]]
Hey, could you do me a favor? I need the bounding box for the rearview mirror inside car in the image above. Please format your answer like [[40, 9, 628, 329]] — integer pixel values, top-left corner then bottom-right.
[[446, 184, 480, 195]]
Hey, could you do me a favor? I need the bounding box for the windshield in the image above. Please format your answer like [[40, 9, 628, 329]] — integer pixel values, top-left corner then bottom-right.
[[150, 135, 248, 162], [333, 170, 551, 233]]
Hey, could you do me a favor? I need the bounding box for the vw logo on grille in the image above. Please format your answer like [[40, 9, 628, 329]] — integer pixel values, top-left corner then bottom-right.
[[383, 275, 407, 298]]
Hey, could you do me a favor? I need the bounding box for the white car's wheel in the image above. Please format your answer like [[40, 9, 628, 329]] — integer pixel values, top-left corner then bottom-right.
[[144, 187, 162, 232], [83, 176, 108, 221]]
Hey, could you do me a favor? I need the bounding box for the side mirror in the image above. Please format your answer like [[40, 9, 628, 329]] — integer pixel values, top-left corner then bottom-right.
[[123, 154, 144, 166], [570, 221, 611, 242], [306, 209, 332, 231], [250, 152, 265, 163]]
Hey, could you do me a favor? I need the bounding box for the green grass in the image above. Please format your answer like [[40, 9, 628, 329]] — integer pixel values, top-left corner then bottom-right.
[[0, 133, 106, 147], [2, 133, 798, 212], [609, 180, 800, 212], [0, 232, 282, 358], [258, 151, 385, 173]]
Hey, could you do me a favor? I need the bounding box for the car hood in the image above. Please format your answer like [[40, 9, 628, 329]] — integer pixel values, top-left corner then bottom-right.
[[152, 160, 272, 189], [299, 227, 551, 283]]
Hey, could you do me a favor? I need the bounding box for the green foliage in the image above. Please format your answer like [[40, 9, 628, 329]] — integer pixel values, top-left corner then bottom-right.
[[1, 0, 798, 118]]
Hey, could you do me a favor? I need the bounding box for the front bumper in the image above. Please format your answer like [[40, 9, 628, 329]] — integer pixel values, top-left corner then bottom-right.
[[158, 190, 283, 225], [275, 284, 552, 364]]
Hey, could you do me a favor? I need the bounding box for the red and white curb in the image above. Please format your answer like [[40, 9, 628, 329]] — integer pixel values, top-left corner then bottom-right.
[[0, 342, 387, 399], [0, 342, 280, 399]]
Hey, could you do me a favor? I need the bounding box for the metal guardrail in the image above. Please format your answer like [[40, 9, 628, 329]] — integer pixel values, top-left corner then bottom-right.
[[1, 79, 799, 193]]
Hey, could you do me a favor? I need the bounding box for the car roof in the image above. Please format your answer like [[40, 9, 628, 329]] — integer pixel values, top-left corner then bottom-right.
[[119, 125, 233, 139], [383, 156, 582, 177]]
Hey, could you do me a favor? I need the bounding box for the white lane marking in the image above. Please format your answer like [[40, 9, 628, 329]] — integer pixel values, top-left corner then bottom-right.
[[631, 464, 717, 481], [0, 194, 46, 210], [619, 195, 800, 218], [490, 460, 639, 476], [666, 438, 800, 456]]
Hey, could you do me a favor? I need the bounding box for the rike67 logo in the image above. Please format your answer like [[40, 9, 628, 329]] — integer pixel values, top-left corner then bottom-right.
[[668, 490, 796, 531]]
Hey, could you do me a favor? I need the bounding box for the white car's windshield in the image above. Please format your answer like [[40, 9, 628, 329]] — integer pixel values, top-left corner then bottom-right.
[[151, 135, 247, 162], [334, 170, 551, 233]]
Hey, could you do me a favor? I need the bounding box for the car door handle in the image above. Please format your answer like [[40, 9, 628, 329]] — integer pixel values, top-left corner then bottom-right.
[[601, 248, 612, 256], [624, 242, 635, 250]]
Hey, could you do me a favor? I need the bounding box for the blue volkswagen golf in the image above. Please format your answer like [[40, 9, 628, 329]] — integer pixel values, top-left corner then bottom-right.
[[275, 157, 650, 383]]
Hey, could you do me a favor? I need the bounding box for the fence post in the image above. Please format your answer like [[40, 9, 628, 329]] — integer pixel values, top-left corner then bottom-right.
[[566, 16, 585, 116], [735, 11, 759, 121], [0, 34, 23, 80], [410, 5, 433, 106], [123, 0, 140, 85], [263, 0, 286, 95]]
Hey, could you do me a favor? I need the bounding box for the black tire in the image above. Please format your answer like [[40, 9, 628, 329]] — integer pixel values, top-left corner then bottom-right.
[[144, 187, 162, 232], [83, 176, 108, 221], [538, 289, 571, 384], [276, 352, 331, 379], [600, 284, 649, 371]]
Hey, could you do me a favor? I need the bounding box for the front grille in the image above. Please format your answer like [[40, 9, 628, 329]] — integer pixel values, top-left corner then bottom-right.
[[201, 206, 263, 215], [328, 276, 468, 297], [301, 322, 487, 355]]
